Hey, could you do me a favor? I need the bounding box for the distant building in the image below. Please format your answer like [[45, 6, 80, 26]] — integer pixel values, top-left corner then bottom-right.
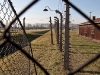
[[79, 16, 100, 42]]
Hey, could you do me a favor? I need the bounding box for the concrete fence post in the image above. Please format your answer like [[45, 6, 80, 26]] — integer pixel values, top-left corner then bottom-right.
[[49, 17, 53, 45]]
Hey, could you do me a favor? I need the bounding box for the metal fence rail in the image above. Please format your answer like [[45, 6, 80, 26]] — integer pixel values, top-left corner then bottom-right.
[[0, 0, 49, 75]]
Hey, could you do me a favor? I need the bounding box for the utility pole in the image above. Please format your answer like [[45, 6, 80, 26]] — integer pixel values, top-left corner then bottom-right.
[[64, 0, 69, 70]]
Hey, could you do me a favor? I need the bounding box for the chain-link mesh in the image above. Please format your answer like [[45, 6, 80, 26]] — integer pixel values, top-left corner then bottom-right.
[[0, 0, 33, 75], [0, 0, 49, 75], [0, 0, 100, 75]]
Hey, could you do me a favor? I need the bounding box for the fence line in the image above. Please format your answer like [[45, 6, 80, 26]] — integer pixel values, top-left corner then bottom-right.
[[0, 0, 49, 75], [0, 0, 100, 75], [63, 0, 100, 75]]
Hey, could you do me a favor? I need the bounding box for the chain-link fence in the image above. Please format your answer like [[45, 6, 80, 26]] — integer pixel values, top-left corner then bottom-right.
[[0, 0, 49, 75], [0, 0, 100, 75]]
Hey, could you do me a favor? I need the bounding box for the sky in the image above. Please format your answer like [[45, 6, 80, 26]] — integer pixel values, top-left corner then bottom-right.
[[69, 0, 100, 24], [12, 0, 64, 24], [1, 0, 100, 25]]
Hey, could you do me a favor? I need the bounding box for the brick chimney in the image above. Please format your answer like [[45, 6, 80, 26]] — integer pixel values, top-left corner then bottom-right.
[[92, 16, 96, 20]]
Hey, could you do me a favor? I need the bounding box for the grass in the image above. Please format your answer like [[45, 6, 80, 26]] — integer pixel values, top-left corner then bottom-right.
[[26, 29, 50, 42], [29, 29, 66, 75], [0, 29, 100, 75], [70, 30, 100, 53], [69, 30, 100, 75], [0, 29, 66, 75]]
